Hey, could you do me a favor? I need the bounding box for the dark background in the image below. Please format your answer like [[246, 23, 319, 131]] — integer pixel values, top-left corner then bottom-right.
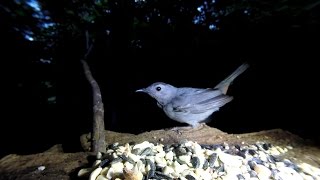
[[1, 0, 319, 158]]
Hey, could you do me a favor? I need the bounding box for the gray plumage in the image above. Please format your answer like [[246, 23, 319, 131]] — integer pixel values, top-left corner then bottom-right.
[[136, 63, 249, 127]]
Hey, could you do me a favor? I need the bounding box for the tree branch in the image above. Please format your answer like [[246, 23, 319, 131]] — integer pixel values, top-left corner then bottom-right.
[[81, 59, 106, 153], [80, 31, 106, 153]]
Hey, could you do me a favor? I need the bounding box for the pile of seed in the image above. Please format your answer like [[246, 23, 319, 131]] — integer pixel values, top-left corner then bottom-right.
[[78, 141, 320, 180]]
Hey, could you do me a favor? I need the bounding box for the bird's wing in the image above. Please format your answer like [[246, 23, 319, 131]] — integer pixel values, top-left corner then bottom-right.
[[171, 88, 233, 114]]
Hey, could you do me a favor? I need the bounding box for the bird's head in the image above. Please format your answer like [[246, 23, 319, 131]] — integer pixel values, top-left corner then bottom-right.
[[136, 82, 177, 105]]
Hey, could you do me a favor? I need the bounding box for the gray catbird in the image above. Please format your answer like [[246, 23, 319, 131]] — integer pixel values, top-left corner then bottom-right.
[[136, 63, 249, 128]]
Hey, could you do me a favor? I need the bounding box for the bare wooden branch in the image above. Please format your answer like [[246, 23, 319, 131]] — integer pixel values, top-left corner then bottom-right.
[[84, 44, 93, 60], [85, 30, 90, 50], [81, 59, 106, 153]]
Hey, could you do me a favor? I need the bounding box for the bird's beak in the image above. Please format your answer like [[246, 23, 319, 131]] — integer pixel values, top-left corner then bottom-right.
[[136, 88, 146, 93]]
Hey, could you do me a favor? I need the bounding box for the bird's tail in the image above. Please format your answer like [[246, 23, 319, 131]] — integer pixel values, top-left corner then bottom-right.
[[214, 63, 249, 94]]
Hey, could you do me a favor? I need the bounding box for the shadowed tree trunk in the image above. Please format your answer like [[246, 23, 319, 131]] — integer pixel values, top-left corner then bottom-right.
[[81, 58, 106, 153]]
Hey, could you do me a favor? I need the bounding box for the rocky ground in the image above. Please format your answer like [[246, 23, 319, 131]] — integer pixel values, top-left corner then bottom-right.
[[1, 125, 320, 180]]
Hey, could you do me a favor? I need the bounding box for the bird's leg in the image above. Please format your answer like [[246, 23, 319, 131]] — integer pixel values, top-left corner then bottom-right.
[[170, 126, 190, 134], [170, 123, 205, 134]]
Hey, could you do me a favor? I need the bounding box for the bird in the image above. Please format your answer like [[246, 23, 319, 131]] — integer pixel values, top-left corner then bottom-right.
[[136, 63, 249, 128]]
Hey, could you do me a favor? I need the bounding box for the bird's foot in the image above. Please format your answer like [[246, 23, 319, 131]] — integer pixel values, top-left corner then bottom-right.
[[170, 126, 190, 134], [170, 123, 206, 134], [195, 122, 206, 129]]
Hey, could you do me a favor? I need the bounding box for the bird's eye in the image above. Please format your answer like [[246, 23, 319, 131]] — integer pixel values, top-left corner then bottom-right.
[[156, 86, 161, 91]]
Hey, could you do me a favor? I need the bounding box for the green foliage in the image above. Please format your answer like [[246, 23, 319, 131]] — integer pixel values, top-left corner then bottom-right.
[[1, 0, 319, 106], [2, 0, 318, 50]]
